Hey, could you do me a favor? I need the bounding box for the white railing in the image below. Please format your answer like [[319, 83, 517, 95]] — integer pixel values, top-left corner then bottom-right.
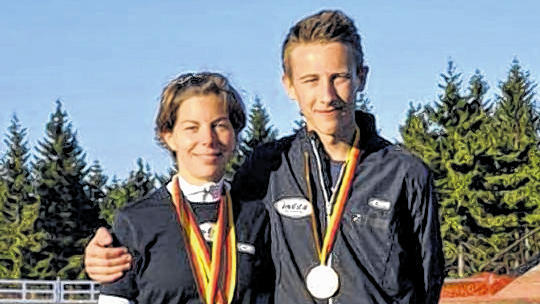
[[0, 279, 99, 303]]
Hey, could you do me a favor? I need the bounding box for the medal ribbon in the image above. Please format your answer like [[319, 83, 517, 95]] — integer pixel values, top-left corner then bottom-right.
[[307, 127, 361, 265], [171, 176, 237, 304]]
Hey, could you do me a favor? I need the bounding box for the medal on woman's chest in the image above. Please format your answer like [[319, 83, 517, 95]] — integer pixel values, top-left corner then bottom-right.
[[304, 127, 361, 300], [170, 177, 237, 304]]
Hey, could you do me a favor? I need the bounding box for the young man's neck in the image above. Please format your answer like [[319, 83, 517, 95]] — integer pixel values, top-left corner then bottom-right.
[[312, 127, 357, 162]]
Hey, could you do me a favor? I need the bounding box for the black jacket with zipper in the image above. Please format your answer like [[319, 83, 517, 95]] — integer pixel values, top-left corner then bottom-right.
[[233, 111, 445, 304]]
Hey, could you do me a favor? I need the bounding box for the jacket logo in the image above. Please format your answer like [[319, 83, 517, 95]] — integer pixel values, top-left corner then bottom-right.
[[237, 242, 256, 255], [368, 198, 391, 211], [199, 222, 216, 242], [274, 197, 312, 218]]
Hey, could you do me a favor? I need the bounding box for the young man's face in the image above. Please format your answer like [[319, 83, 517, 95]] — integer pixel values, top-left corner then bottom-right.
[[283, 42, 367, 138]]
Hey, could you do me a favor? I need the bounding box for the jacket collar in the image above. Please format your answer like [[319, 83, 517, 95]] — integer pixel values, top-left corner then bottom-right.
[[166, 174, 225, 203], [293, 111, 390, 199], [296, 110, 388, 158]]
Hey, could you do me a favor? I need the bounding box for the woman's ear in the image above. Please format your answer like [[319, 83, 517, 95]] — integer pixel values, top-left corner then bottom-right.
[[161, 131, 176, 152]]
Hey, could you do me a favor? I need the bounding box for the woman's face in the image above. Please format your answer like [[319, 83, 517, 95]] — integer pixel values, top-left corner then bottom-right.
[[162, 94, 236, 185]]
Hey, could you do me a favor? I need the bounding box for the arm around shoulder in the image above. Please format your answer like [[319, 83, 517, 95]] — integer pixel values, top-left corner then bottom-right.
[[98, 211, 140, 301]]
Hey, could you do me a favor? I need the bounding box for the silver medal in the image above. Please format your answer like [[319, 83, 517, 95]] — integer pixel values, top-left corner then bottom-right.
[[305, 265, 339, 299]]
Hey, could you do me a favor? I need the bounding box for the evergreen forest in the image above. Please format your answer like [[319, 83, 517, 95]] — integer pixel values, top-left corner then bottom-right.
[[1, 60, 538, 280]]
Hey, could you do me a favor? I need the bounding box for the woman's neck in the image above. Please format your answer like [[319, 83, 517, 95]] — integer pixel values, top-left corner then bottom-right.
[[168, 174, 224, 203]]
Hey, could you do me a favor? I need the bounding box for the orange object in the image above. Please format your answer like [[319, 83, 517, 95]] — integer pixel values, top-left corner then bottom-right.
[[440, 272, 515, 298]]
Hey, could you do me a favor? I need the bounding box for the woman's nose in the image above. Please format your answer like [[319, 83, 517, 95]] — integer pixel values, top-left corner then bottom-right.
[[199, 126, 218, 146]]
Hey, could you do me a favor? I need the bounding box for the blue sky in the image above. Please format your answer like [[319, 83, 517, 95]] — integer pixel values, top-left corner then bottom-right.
[[1, 1, 539, 178]]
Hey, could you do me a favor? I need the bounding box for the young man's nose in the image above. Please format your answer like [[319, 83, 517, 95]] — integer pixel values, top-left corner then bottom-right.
[[320, 79, 338, 104]]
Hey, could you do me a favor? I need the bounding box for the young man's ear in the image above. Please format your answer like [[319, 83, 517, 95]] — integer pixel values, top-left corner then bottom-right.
[[282, 74, 298, 101], [356, 65, 369, 93]]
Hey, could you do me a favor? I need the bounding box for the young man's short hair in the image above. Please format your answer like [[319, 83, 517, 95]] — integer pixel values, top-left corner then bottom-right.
[[281, 9, 366, 78]]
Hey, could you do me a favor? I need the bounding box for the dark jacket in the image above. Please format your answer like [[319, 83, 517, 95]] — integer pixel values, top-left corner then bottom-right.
[[233, 111, 445, 304], [100, 186, 274, 304]]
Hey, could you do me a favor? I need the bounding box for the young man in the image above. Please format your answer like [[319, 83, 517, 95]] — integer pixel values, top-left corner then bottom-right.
[[85, 10, 444, 303]]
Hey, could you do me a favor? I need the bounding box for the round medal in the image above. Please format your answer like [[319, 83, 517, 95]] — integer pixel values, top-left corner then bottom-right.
[[305, 265, 339, 299]]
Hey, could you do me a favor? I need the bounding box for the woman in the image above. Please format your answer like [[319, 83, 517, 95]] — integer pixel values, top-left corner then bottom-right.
[[98, 72, 273, 304]]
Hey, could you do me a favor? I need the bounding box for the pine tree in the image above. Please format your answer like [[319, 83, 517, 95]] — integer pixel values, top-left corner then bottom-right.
[[355, 92, 373, 113], [85, 161, 108, 208], [403, 62, 494, 277], [401, 60, 540, 276], [99, 177, 123, 227], [100, 158, 157, 226], [0, 177, 10, 277], [123, 158, 156, 201], [0, 115, 43, 278], [155, 167, 176, 186], [240, 96, 278, 156], [31, 101, 104, 279], [400, 102, 439, 166], [1, 115, 34, 223], [478, 60, 540, 268], [227, 96, 278, 175]]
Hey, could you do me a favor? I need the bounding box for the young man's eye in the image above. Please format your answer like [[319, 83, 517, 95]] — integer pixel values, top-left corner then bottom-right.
[[333, 74, 352, 85], [302, 78, 318, 84]]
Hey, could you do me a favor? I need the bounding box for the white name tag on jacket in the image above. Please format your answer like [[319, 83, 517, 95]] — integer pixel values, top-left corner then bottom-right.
[[274, 197, 312, 218], [368, 198, 392, 211], [237, 242, 256, 255]]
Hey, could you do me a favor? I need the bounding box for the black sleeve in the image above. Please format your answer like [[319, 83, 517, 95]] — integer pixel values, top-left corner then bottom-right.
[[254, 205, 275, 304], [408, 168, 445, 303], [99, 211, 140, 300], [232, 137, 293, 202]]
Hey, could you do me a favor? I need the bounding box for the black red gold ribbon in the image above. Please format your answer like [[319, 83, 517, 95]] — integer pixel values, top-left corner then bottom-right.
[[307, 127, 361, 265], [171, 176, 236, 304]]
